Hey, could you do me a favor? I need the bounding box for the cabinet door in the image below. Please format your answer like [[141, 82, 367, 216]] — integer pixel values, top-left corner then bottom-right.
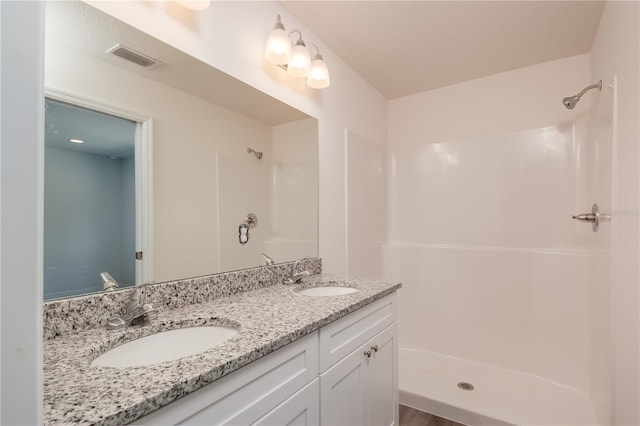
[[253, 379, 319, 426], [365, 323, 398, 426], [320, 343, 368, 426], [319, 294, 396, 373]]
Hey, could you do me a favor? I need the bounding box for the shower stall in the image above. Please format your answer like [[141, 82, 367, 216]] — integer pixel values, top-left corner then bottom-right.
[[385, 54, 613, 425]]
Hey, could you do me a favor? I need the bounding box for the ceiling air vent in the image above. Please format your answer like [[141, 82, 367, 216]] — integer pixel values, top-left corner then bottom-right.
[[105, 44, 161, 69]]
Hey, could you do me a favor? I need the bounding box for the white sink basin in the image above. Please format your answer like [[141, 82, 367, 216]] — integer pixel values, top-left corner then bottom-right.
[[92, 326, 239, 368], [297, 286, 358, 297]]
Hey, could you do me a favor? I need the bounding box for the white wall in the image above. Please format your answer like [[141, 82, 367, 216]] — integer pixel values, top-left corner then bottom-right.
[[346, 130, 386, 279], [0, 1, 44, 423], [45, 45, 274, 283], [590, 2, 640, 424], [43, 148, 135, 298], [386, 55, 597, 391]]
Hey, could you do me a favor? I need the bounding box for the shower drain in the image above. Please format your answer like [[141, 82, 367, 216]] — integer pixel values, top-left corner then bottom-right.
[[457, 382, 475, 391]]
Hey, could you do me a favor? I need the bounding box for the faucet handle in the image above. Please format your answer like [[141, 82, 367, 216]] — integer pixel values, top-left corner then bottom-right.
[[126, 283, 152, 308]]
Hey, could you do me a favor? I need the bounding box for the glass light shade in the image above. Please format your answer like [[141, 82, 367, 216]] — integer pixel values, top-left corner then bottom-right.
[[265, 28, 292, 65], [176, 0, 210, 10], [307, 57, 330, 89], [287, 43, 311, 78]]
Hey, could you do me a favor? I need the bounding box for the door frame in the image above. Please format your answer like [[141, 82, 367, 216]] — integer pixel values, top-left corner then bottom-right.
[[44, 88, 154, 286]]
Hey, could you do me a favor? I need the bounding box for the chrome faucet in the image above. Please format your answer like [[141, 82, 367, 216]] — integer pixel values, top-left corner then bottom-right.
[[100, 272, 119, 292], [262, 252, 275, 266], [283, 258, 310, 284], [106, 284, 155, 330]]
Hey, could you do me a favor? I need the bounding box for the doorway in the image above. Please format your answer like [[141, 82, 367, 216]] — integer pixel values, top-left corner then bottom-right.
[[43, 92, 153, 299]]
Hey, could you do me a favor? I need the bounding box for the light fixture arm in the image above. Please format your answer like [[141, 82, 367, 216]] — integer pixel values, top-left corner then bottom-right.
[[273, 14, 285, 30], [289, 29, 305, 45], [306, 42, 323, 60]]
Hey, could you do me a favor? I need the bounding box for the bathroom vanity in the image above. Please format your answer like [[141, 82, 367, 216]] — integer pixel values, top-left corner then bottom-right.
[[135, 294, 397, 425], [43, 262, 401, 425]]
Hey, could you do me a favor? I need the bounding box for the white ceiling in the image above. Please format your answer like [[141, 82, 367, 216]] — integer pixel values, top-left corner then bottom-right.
[[281, 1, 605, 99], [45, 99, 136, 159]]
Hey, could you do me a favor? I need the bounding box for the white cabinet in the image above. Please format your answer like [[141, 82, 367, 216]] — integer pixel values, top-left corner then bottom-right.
[[318, 294, 396, 372], [133, 332, 318, 425], [134, 293, 398, 426], [319, 337, 367, 425], [363, 324, 398, 426], [320, 323, 398, 426], [254, 379, 319, 426]]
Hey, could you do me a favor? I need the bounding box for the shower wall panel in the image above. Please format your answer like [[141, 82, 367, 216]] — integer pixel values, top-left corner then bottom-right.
[[264, 118, 319, 263], [385, 244, 592, 391], [386, 54, 599, 395], [217, 154, 271, 272]]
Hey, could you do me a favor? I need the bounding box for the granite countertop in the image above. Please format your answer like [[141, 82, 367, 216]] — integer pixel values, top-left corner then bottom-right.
[[44, 274, 401, 425]]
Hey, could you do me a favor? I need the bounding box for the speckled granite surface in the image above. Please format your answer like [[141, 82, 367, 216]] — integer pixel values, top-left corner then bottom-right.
[[44, 273, 401, 425], [43, 259, 321, 339]]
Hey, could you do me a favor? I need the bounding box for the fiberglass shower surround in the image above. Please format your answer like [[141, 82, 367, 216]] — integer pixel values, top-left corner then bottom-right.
[[387, 54, 606, 425]]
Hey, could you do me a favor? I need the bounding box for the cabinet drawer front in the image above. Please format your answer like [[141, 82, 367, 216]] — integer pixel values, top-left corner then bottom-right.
[[134, 332, 318, 426], [319, 294, 396, 372], [253, 378, 319, 426]]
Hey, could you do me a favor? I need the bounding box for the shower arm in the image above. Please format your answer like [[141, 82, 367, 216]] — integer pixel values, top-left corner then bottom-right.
[[575, 81, 602, 99]]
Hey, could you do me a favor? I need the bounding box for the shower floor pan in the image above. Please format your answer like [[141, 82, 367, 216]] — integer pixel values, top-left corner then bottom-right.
[[399, 348, 598, 426]]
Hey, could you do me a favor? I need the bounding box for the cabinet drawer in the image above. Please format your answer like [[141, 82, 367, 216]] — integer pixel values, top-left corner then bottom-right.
[[253, 378, 319, 426], [318, 293, 396, 372], [134, 331, 318, 425]]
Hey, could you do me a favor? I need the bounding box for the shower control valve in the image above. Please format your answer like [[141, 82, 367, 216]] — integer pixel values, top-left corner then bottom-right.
[[238, 213, 258, 245], [572, 203, 607, 232]]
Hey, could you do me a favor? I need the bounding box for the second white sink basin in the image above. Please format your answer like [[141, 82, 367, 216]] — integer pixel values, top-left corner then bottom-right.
[[297, 286, 358, 297], [92, 326, 239, 368]]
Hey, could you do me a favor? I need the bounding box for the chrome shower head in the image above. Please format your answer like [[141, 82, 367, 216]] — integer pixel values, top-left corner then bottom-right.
[[562, 80, 602, 109], [247, 147, 263, 159], [562, 95, 581, 109]]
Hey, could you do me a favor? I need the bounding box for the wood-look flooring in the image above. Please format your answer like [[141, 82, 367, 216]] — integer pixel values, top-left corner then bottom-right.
[[399, 405, 466, 426]]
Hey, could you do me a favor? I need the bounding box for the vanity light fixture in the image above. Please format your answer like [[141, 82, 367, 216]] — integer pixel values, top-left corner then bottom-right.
[[287, 32, 311, 78], [264, 15, 292, 65], [307, 43, 331, 89], [264, 15, 331, 89], [69, 139, 84, 144]]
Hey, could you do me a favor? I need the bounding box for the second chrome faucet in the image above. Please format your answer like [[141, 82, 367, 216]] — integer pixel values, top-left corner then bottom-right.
[[283, 258, 310, 284]]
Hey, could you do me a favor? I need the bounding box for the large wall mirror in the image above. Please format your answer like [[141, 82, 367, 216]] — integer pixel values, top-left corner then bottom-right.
[[44, 1, 318, 300]]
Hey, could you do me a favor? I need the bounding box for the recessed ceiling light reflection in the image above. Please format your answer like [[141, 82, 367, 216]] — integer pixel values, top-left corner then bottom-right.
[[69, 139, 84, 144]]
